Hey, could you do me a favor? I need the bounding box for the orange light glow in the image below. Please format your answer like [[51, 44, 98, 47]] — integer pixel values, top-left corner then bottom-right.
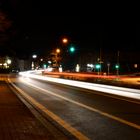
[[62, 38, 68, 44], [56, 48, 60, 53]]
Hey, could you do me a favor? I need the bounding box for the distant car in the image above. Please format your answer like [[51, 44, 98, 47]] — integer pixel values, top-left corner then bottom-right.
[[11, 69, 19, 73]]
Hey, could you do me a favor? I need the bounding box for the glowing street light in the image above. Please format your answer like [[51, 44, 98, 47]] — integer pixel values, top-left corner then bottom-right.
[[7, 59, 12, 65], [56, 48, 60, 53], [32, 54, 37, 59], [62, 38, 68, 44]]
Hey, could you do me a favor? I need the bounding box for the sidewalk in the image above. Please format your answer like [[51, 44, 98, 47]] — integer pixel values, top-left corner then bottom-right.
[[0, 80, 67, 140]]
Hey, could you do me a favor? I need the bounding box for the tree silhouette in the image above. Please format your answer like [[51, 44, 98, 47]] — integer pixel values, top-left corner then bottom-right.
[[0, 10, 15, 56]]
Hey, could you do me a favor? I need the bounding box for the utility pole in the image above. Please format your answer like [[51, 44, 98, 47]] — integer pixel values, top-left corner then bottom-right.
[[116, 51, 120, 76], [99, 47, 102, 75], [107, 63, 110, 75]]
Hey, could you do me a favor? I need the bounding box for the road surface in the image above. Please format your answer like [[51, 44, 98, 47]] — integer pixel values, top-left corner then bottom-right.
[[8, 73, 140, 140]]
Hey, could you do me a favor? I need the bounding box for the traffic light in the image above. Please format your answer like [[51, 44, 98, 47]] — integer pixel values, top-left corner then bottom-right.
[[69, 46, 75, 53], [115, 64, 119, 69], [95, 64, 101, 69]]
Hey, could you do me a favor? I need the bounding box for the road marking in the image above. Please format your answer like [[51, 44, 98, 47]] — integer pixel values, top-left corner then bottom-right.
[[8, 79, 90, 140], [17, 78, 140, 130]]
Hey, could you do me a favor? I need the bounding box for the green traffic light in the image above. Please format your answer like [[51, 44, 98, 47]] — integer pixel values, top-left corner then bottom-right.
[[115, 64, 119, 69], [70, 46, 75, 52], [95, 64, 101, 69]]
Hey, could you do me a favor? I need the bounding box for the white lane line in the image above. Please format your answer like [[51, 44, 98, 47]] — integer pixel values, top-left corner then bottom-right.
[[19, 78, 140, 130], [8, 79, 90, 140]]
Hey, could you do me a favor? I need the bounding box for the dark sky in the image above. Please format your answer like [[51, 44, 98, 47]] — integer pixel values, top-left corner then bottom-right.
[[0, 0, 139, 58]]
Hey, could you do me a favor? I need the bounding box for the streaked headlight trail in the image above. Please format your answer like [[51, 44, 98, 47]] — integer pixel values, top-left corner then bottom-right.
[[19, 71, 140, 100]]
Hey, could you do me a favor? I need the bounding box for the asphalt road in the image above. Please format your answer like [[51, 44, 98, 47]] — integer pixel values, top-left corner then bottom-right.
[[8, 74, 140, 140]]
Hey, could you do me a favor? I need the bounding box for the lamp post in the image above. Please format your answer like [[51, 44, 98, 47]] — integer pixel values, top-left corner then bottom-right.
[[32, 54, 37, 70], [55, 48, 61, 68], [6, 58, 12, 69], [116, 51, 120, 76], [60, 37, 69, 70], [50, 37, 76, 71], [107, 63, 110, 76]]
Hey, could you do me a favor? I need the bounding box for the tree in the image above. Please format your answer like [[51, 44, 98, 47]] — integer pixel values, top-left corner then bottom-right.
[[0, 10, 14, 56]]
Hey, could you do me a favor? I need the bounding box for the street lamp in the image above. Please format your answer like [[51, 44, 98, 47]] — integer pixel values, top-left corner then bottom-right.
[[7, 59, 12, 65], [56, 48, 61, 68], [56, 48, 60, 53], [32, 54, 37, 59], [32, 54, 37, 70], [62, 38, 68, 44]]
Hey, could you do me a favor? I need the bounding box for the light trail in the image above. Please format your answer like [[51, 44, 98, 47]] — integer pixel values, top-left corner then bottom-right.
[[11, 77, 140, 130], [19, 71, 140, 100]]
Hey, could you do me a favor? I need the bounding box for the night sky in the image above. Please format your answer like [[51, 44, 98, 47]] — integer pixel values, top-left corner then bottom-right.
[[0, 0, 139, 59]]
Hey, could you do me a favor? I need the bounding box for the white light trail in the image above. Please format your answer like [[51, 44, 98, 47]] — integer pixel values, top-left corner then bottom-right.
[[19, 71, 140, 100]]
